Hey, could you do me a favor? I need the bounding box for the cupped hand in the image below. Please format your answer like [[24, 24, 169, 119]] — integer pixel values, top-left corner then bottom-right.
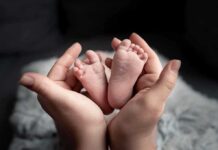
[[20, 43, 107, 150], [107, 33, 181, 150]]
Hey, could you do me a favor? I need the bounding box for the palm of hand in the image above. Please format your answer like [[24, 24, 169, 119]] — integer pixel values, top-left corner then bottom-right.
[[20, 32, 180, 150], [36, 43, 106, 131], [54, 74, 105, 126], [108, 88, 160, 135]]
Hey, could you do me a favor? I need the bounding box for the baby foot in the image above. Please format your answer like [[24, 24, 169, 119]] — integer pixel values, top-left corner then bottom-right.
[[73, 50, 112, 114], [108, 39, 148, 108]]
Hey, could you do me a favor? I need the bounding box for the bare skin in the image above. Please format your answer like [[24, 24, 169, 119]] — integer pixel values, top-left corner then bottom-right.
[[19, 43, 107, 150], [111, 33, 163, 91], [73, 50, 112, 114], [19, 33, 181, 150], [108, 59, 181, 150], [107, 33, 180, 150], [108, 39, 147, 109]]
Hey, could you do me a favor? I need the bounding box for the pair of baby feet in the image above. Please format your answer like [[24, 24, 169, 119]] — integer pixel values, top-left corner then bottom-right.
[[73, 39, 148, 114]]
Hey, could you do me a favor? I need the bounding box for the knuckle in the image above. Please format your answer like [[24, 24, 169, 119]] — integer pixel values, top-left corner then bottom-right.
[[137, 74, 159, 91], [164, 77, 175, 91], [148, 74, 159, 84]]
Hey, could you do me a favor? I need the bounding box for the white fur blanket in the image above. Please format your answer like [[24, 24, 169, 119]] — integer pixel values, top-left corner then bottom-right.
[[9, 53, 218, 150]]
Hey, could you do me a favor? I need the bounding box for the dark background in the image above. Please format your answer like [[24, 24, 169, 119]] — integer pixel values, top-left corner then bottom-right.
[[1, 0, 218, 149]]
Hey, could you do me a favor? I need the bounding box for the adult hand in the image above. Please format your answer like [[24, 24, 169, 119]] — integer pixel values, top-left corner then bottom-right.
[[20, 43, 107, 150], [108, 33, 181, 150]]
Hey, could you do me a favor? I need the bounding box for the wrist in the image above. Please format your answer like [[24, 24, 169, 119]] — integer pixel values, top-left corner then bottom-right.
[[76, 124, 108, 150], [57, 121, 107, 150], [109, 123, 157, 150]]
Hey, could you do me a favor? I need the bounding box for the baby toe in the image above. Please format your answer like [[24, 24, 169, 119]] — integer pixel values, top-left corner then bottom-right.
[[75, 59, 84, 69], [130, 43, 136, 49], [132, 45, 144, 55], [86, 50, 100, 64], [132, 45, 139, 53], [73, 66, 84, 78], [139, 53, 148, 61], [117, 39, 131, 51], [137, 47, 144, 55]]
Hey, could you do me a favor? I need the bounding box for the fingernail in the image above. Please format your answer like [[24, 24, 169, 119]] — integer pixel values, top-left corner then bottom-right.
[[19, 74, 34, 87], [170, 60, 181, 72]]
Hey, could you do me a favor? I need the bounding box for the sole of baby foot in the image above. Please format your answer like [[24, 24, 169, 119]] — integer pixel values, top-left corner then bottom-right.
[[108, 39, 147, 109], [74, 50, 113, 114]]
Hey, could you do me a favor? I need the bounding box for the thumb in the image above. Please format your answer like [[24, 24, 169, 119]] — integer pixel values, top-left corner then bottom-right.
[[19, 72, 68, 104], [149, 60, 181, 102], [111, 37, 121, 50]]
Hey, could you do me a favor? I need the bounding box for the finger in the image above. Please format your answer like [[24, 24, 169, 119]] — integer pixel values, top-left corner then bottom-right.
[[48, 43, 82, 81], [105, 58, 113, 69], [129, 33, 162, 75], [148, 60, 181, 102], [65, 68, 83, 92], [135, 74, 159, 92], [19, 72, 82, 118], [111, 37, 121, 50], [20, 73, 69, 101]]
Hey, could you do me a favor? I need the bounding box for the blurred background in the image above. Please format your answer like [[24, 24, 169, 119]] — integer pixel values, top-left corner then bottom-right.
[[1, 0, 218, 149]]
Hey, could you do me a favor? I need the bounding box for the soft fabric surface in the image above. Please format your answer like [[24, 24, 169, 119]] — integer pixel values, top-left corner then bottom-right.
[[9, 53, 218, 150]]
